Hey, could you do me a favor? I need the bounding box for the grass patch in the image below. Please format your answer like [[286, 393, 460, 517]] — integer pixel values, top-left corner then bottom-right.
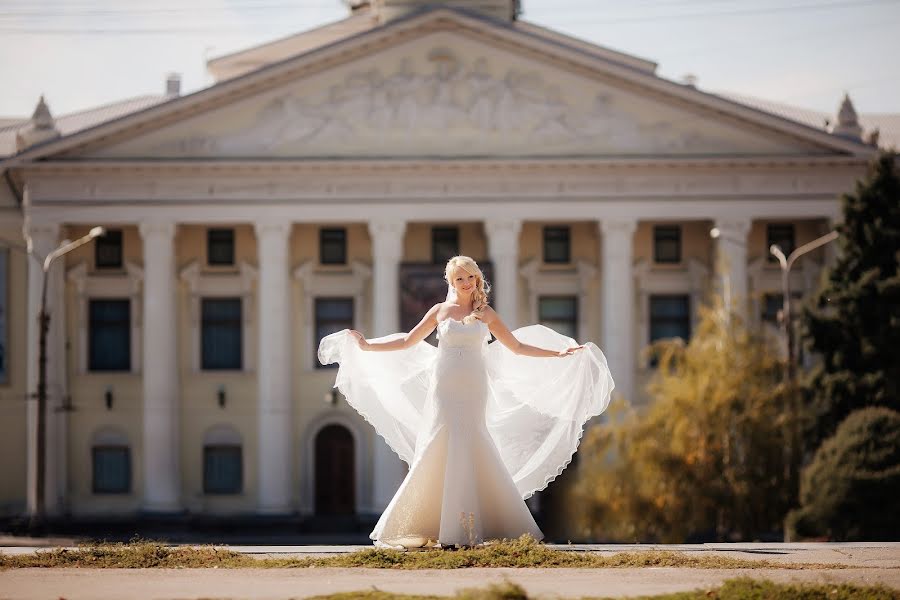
[[0, 535, 853, 570], [305, 579, 899, 600]]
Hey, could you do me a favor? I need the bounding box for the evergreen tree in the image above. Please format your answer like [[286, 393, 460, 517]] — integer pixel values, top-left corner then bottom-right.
[[802, 152, 900, 445]]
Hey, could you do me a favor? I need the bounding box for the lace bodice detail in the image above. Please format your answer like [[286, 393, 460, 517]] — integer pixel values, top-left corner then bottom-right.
[[436, 318, 490, 353]]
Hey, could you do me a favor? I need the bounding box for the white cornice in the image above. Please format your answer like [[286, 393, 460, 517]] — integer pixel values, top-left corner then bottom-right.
[[12, 155, 871, 174]]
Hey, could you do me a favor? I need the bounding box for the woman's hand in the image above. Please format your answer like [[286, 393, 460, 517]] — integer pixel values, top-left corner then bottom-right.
[[349, 330, 370, 351], [557, 345, 585, 357]]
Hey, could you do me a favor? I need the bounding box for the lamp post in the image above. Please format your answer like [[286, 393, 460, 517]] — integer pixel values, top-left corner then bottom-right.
[[769, 229, 838, 505], [769, 230, 839, 385], [20, 225, 105, 530]]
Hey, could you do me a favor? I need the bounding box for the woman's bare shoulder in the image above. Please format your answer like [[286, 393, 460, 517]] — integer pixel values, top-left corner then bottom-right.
[[479, 304, 499, 324]]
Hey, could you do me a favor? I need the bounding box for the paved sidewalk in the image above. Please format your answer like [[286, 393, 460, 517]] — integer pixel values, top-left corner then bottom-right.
[[2, 543, 898, 599]]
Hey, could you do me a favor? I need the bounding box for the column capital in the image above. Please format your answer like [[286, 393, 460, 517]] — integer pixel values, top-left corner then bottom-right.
[[138, 221, 176, 240], [599, 218, 637, 237], [23, 221, 60, 258], [367, 219, 407, 240], [485, 218, 522, 259], [713, 218, 752, 239], [484, 218, 522, 238], [254, 220, 292, 241]]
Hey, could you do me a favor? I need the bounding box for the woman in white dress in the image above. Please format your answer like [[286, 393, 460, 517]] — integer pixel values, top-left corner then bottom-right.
[[317, 256, 614, 549]]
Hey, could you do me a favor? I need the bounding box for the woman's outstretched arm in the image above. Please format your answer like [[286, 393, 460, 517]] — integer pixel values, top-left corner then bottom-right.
[[483, 306, 584, 357], [349, 303, 441, 352]]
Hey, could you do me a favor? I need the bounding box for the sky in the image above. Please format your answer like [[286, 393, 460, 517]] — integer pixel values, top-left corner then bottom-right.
[[0, 0, 898, 119]]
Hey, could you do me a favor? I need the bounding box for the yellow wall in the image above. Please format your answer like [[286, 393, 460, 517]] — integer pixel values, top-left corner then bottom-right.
[[0, 217, 829, 516]]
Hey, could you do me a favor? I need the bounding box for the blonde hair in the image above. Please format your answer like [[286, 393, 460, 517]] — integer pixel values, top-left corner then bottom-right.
[[444, 256, 491, 324]]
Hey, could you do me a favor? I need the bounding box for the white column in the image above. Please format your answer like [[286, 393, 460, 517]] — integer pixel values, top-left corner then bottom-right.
[[600, 219, 637, 403], [485, 219, 522, 330], [713, 219, 751, 317], [255, 220, 293, 514], [367, 219, 407, 512], [139, 221, 181, 513], [24, 222, 60, 517]]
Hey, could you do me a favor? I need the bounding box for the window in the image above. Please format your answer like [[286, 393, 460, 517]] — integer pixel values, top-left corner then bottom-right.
[[649, 295, 691, 342], [767, 224, 795, 262], [92, 446, 131, 494], [88, 299, 130, 371], [653, 225, 681, 264], [320, 228, 347, 265], [762, 293, 784, 324], [207, 228, 235, 266], [201, 298, 242, 370], [203, 445, 242, 494], [538, 296, 578, 339], [94, 229, 123, 269], [431, 227, 459, 265], [316, 298, 354, 368], [543, 226, 570, 264], [762, 292, 802, 324]]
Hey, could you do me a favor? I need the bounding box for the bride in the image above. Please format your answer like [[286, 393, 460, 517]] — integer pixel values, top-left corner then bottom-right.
[[317, 255, 615, 549]]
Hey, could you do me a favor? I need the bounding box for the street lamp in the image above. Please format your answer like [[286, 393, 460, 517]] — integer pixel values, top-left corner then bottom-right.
[[770, 229, 838, 503], [20, 225, 105, 530], [769, 230, 839, 385]]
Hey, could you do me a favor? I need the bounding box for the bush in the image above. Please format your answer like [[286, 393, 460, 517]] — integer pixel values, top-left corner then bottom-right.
[[787, 407, 900, 541]]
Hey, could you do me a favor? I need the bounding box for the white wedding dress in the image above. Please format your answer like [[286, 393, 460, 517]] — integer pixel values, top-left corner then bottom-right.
[[317, 318, 614, 548]]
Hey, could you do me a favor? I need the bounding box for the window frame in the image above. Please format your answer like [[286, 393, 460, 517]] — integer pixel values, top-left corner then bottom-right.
[[648, 294, 691, 343], [94, 229, 123, 270], [653, 225, 682, 264], [200, 297, 243, 371], [203, 444, 243, 495], [88, 298, 131, 372], [542, 226, 571, 264], [537, 295, 579, 339], [91, 445, 131, 495], [431, 226, 459, 265], [314, 297, 355, 369], [319, 227, 348, 265], [766, 223, 796, 263], [206, 228, 236, 267]]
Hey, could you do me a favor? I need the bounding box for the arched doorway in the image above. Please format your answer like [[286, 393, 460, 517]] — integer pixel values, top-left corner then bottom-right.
[[314, 424, 356, 515]]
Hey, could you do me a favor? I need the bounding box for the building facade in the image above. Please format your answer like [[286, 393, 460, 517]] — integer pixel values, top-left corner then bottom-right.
[[0, 0, 882, 522]]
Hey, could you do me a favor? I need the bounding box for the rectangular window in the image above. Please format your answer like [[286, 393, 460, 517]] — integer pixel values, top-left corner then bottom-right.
[[767, 224, 796, 262], [653, 225, 682, 264], [207, 228, 235, 266], [543, 226, 571, 264], [201, 298, 242, 370], [88, 299, 131, 371], [320, 228, 347, 265], [431, 227, 459, 265], [315, 298, 354, 368], [203, 445, 243, 494], [95, 229, 123, 269], [538, 296, 578, 339], [92, 446, 131, 494], [649, 295, 691, 342], [762, 293, 784, 324]]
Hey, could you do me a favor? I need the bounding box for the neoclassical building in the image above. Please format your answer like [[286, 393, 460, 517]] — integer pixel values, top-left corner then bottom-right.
[[0, 0, 886, 524]]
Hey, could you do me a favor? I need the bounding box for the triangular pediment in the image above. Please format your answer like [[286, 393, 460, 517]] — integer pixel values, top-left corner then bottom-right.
[[14, 8, 871, 163]]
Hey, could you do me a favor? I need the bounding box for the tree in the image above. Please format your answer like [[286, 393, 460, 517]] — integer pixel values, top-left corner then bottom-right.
[[571, 298, 796, 542], [786, 407, 900, 541], [802, 152, 900, 446]]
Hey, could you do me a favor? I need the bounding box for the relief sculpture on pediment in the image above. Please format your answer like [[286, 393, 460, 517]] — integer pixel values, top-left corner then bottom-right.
[[148, 48, 772, 156]]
